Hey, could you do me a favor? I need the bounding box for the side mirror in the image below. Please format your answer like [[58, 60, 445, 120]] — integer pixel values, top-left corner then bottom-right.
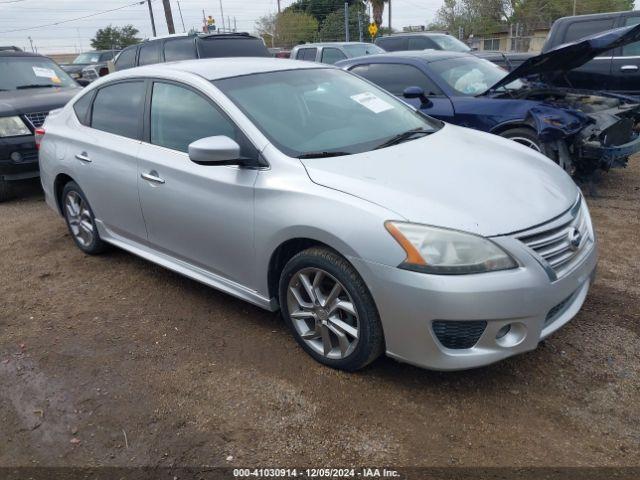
[[403, 86, 432, 108], [188, 136, 242, 165], [76, 78, 91, 87]]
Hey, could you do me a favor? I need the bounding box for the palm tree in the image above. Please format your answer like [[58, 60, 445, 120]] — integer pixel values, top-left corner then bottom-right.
[[370, 0, 388, 27]]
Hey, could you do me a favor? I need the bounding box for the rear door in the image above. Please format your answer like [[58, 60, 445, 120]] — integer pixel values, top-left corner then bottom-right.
[[71, 80, 148, 242], [609, 13, 640, 95], [348, 62, 455, 121]]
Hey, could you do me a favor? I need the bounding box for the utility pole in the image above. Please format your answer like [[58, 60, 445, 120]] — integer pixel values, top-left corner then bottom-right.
[[344, 2, 349, 42], [28, 36, 34, 53], [277, 0, 281, 13], [573, 0, 577, 16], [388, 0, 392, 33], [162, 0, 176, 35], [177, 0, 186, 32], [219, 0, 226, 32], [147, 0, 157, 37], [358, 12, 363, 42], [234, 17, 237, 32]]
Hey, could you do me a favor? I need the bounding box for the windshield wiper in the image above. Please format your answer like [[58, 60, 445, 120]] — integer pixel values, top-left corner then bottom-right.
[[16, 84, 58, 90], [297, 151, 351, 159], [374, 128, 432, 150]]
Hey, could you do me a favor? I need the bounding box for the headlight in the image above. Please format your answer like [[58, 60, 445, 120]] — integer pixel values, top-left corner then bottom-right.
[[70, 73, 81, 79], [385, 221, 518, 274], [0, 116, 31, 137]]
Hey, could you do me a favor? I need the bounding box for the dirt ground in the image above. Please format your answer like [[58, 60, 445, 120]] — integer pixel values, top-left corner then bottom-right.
[[0, 160, 638, 470]]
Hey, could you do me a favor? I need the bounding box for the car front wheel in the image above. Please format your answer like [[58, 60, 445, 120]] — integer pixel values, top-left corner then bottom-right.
[[279, 247, 384, 371]]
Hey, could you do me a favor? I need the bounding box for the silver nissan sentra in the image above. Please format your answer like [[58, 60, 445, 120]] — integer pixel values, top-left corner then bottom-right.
[[38, 58, 597, 371]]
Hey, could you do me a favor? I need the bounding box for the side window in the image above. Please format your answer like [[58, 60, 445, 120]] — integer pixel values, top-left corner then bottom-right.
[[73, 91, 94, 126], [138, 41, 162, 66], [375, 37, 407, 52], [114, 47, 137, 70], [408, 37, 436, 50], [320, 48, 347, 64], [622, 16, 640, 56], [164, 37, 197, 61], [150, 82, 253, 156], [350, 63, 442, 96], [297, 48, 317, 61], [91, 81, 146, 139], [564, 19, 616, 43]]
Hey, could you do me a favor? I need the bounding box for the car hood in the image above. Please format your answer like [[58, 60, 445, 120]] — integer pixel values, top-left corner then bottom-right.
[[0, 87, 80, 116], [60, 64, 87, 73], [300, 124, 578, 237], [489, 23, 640, 91]]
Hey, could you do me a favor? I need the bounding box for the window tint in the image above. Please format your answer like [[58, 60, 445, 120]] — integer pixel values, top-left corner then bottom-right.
[[164, 37, 197, 61], [350, 63, 442, 96], [138, 41, 162, 66], [622, 16, 640, 56], [375, 37, 407, 52], [99, 52, 116, 62], [297, 48, 317, 61], [197, 37, 270, 58], [321, 47, 347, 64], [73, 92, 94, 126], [91, 81, 145, 139], [407, 37, 436, 50], [150, 82, 239, 153], [564, 19, 616, 42], [115, 47, 137, 70]]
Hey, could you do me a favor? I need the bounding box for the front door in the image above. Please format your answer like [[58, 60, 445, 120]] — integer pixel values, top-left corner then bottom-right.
[[609, 14, 640, 95], [136, 81, 258, 286]]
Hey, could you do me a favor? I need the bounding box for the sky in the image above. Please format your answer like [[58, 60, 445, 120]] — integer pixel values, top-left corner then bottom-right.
[[0, 0, 443, 53]]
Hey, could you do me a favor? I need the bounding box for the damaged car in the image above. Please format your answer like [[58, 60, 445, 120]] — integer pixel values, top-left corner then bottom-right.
[[338, 23, 640, 177]]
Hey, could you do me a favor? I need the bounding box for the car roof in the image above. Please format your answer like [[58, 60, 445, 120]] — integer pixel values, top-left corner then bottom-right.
[[113, 57, 323, 81], [381, 32, 452, 37], [294, 42, 374, 48], [0, 50, 46, 58], [348, 50, 474, 63]]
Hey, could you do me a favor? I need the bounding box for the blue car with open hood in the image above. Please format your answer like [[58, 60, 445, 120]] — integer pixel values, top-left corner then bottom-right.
[[338, 24, 640, 178]]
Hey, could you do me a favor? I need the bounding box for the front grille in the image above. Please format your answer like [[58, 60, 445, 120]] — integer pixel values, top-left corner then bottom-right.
[[83, 69, 99, 80], [515, 199, 592, 279], [432, 320, 487, 349], [23, 111, 49, 128]]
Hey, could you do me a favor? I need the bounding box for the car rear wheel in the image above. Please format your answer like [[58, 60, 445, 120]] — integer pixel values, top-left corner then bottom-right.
[[500, 127, 543, 152], [61, 181, 108, 255], [0, 180, 14, 202], [279, 247, 384, 371]]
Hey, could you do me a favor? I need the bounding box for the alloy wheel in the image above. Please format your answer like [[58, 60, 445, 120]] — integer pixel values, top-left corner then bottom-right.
[[287, 267, 359, 360], [509, 136, 541, 152], [65, 191, 95, 247]]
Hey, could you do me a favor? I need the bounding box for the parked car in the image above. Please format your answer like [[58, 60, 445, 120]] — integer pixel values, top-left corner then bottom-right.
[[114, 32, 270, 70], [60, 50, 119, 82], [338, 23, 640, 178], [375, 32, 535, 71], [0, 51, 80, 201], [543, 11, 640, 94], [291, 42, 385, 64], [39, 58, 596, 372]]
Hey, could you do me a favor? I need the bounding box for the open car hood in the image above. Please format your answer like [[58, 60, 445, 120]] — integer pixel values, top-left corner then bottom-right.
[[488, 23, 640, 91]]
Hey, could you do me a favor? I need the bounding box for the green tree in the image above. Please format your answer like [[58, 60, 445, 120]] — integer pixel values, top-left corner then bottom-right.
[[255, 13, 277, 47], [319, 8, 372, 41], [90, 24, 141, 50], [285, 0, 365, 26], [275, 11, 319, 48]]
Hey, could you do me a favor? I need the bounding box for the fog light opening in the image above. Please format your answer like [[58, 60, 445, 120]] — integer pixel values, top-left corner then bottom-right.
[[495, 322, 526, 348], [496, 324, 511, 339]]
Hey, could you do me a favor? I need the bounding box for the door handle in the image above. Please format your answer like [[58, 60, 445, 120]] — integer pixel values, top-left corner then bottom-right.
[[620, 65, 639, 71], [141, 171, 165, 184], [75, 152, 92, 163]]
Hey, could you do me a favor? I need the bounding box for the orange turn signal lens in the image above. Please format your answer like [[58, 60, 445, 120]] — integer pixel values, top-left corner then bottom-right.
[[385, 221, 426, 266]]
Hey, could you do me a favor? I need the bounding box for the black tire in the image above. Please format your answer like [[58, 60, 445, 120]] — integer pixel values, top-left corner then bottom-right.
[[500, 127, 543, 153], [278, 247, 384, 371], [0, 179, 14, 202], [61, 181, 108, 255]]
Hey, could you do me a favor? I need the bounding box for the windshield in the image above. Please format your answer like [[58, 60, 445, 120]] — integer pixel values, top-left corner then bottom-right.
[[214, 68, 442, 158], [429, 57, 523, 95], [73, 52, 101, 64], [0, 57, 77, 90], [429, 35, 471, 52], [342, 44, 386, 56]]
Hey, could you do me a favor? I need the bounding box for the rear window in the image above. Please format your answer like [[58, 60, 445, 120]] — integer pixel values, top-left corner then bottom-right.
[[197, 37, 269, 58]]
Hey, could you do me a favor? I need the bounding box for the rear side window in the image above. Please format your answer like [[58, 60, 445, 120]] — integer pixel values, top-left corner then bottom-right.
[[138, 41, 162, 66], [73, 92, 94, 126], [350, 63, 442, 96], [164, 37, 197, 61], [197, 37, 270, 58], [297, 48, 317, 61], [91, 81, 146, 139], [375, 37, 408, 51], [115, 47, 137, 70], [622, 16, 640, 56], [408, 37, 437, 50], [564, 19, 616, 43], [321, 48, 347, 64]]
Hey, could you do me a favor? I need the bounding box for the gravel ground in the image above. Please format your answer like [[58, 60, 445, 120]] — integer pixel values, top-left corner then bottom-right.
[[0, 160, 638, 469]]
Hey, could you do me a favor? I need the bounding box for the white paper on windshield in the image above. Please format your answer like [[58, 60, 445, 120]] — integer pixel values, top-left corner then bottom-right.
[[32, 67, 56, 78], [351, 92, 394, 114]]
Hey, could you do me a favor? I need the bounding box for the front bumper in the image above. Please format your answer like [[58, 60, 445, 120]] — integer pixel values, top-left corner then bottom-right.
[[0, 134, 39, 181], [349, 234, 597, 371], [580, 133, 640, 169]]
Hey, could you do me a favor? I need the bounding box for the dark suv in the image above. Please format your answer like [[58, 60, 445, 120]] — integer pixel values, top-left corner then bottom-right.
[[375, 32, 472, 53], [114, 33, 270, 70], [60, 50, 119, 82], [543, 11, 640, 94], [0, 51, 80, 201]]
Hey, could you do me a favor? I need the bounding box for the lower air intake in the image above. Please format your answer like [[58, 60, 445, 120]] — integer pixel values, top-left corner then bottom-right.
[[432, 320, 487, 350]]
